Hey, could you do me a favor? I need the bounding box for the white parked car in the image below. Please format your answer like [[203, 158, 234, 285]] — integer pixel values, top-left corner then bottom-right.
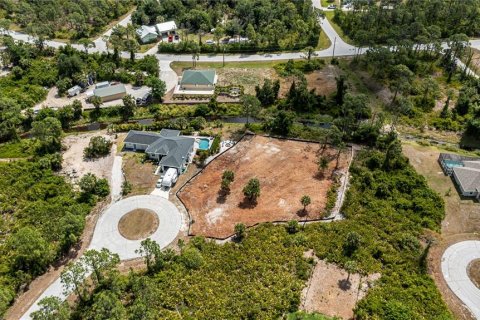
[[205, 39, 215, 45], [156, 179, 163, 188]]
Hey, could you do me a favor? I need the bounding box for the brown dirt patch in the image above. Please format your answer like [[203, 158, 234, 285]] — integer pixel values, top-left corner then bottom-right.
[[279, 65, 341, 98], [122, 153, 158, 196], [301, 258, 380, 319], [178, 135, 349, 238], [118, 209, 159, 240], [468, 259, 480, 289], [216, 67, 279, 95]]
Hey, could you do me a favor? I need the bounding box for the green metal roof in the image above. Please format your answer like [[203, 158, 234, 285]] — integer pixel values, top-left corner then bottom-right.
[[180, 70, 216, 86], [93, 84, 126, 98]]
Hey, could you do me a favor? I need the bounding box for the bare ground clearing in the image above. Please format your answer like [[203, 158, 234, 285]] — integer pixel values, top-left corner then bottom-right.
[[118, 209, 159, 240], [61, 131, 115, 185], [300, 256, 380, 320], [178, 135, 348, 238], [122, 153, 157, 196], [468, 259, 480, 290]]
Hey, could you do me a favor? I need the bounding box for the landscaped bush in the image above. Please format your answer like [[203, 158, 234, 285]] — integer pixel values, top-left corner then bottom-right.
[[209, 136, 221, 155]]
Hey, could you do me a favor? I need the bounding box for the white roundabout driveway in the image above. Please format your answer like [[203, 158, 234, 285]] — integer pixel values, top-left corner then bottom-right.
[[441, 240, 480, 319], [89, 195, 182, 260]]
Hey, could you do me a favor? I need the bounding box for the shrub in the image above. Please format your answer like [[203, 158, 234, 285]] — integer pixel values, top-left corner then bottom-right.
[[84, 136, 112, 159], [209, 136, 221, 155], [243, 178, 260, 202]]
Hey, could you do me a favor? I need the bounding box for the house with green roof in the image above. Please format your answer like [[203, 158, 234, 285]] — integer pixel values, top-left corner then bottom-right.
[[178, 69, 217, 94]]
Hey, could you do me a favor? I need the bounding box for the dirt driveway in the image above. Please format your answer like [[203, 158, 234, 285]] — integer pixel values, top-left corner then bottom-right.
[[178, 135, 349, 238]]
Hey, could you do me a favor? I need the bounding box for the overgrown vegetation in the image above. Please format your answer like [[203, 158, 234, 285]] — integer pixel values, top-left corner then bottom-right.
[[0, 161, 93, 316], [139, 0, 321, 52], [0, 0, 134, 40]]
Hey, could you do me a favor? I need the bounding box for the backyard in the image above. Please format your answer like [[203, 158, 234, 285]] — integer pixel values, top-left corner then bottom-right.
[[178, 135, 349, 238]]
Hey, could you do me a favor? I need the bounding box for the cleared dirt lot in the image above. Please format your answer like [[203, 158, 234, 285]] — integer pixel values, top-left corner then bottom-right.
[[301, 258, 380, 319], [178, 135, 349, 238], [468, 259, 480, 289], [61, 131, 115, 185]]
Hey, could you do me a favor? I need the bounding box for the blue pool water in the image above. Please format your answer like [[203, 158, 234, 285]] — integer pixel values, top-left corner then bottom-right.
[[198, 138, 210, 150], [443, 160, 464, 168]]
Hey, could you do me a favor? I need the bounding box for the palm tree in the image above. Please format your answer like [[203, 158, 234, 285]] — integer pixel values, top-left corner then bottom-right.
[[344, 260, 357, 283], [300, 195, 311, 212]]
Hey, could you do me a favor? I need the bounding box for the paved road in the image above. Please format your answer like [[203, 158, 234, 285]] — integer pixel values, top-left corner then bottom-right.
[[110, 154, 123, 203], [89, 195, 182, 260], [21, 194, 182, 319], [441, 241, 480, 319]]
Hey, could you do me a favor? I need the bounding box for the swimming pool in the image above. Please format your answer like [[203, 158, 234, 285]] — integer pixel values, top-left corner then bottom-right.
[[443, 159, 464, 168], [198, 138, 210, 150]]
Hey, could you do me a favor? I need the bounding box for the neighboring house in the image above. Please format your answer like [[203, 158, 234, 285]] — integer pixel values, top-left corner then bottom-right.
[[179, 70, 217, 91], [439, 153, 480, 198], [136, 25, 158, 43], [156, 21, 177, 37], [124, 129, 195, 174], [93, 84, 126, 102]]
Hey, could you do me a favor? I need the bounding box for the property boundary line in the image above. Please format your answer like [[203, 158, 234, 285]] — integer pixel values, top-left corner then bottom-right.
[[174, 132, 351, 241]]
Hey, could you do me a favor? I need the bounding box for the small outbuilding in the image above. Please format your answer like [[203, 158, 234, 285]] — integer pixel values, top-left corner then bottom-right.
[[93, 84, 126, 102]]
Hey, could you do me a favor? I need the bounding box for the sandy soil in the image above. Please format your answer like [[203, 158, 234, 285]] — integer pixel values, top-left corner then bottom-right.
[[301, 257, 380, 320], [278, 65, 341, 98], [60, 132, 115, 186], [468, 259, 480, 290], [118, 209, 159, 240], [178, 135, 349, 238], [122, 153, 158, 196]]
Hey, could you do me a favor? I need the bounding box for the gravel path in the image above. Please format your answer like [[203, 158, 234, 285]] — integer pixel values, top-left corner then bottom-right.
[[441, 241, 480, 319]]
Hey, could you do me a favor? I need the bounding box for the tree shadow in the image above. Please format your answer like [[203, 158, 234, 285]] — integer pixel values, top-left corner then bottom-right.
[[296, 209, 308, 218], [338, 279, 352, 291], [238, 197, 257, 209], [216, 189, 228, 204]]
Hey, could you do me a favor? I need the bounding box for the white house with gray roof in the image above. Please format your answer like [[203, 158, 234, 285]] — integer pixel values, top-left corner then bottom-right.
[[439, 153, 480, 199], [124, 129, 194, 174]]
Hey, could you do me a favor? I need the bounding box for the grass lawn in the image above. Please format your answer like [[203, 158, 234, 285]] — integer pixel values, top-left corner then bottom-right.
[[0, 140, 32, 159], [317, 29, 331, 50], [324, 11, 354, 45]]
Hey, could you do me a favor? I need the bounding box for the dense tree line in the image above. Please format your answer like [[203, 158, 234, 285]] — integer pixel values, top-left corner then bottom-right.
[[134, 0, 321, 51], [0, 161, 94, 317], [333, 0, 480, 45], [0, 0, 134, 40]]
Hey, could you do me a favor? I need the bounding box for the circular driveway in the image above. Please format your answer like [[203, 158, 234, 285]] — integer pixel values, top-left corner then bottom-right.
[[441, 241, 480, 319], [89, 195, 182, 260]]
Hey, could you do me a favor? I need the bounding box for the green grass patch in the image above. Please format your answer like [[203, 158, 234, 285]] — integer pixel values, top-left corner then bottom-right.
[[324, 11, 354, 45], [0, 140, 33, 158]]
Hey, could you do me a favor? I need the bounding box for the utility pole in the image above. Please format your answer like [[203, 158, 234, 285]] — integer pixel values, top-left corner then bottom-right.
[[332, 36, 337, 59], [223, 47, 226, 67]]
